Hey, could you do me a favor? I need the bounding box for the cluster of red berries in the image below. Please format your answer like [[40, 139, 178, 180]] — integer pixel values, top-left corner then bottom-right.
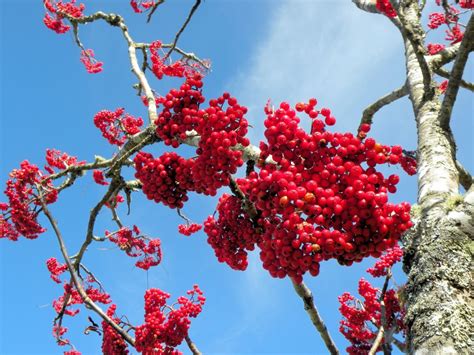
[[94, 108, 144, 145], [376, 0, 397, 18], [339, 278, 405, 354], [428, 12, 446, 29], [427, 43, 445, 55], [47, 257, 68, 283], [1, 160, 57, 241], [130, 0, 156, 13], [45, 149, 84, 174], [208, 101, 413, 281], [367, 245, 403, 277], [134, 152, 194, 209], [92, 170, 109, 186], [192, 94, 250, 195], [459, 0, 474, 9], [106, 226, 162, 270], [134, 286, 205, 354], [43, 0, 85, 34], [80, 49, 103, 74], [149, 41, 190, 80], [204, 194, 259, 271], [178, 223, 202, 236], [429, 2, 465, 45], [399, 153, 417, 175], [101, 304, 129, 355], [64, 351, 81, 355], [154, 73, 205, 147]]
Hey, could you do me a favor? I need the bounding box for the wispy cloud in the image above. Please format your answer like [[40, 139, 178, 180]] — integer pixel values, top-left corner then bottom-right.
[[229, 0, 402, 141]]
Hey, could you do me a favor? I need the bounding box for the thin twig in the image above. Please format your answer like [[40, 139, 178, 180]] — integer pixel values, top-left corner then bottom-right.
[[146, 0, 166, 23], [185, 334, 202, 355], [291, 279, 340, 355], [456, 160, 473, 191], [368, 271, 392, 355], [435, 67, 474, 92], [391, 0, 434, 100], [360, 84, 408, 126], [37, 192, 135, 346], [163, 0, 202, 62], [438, 13, 474, 130]]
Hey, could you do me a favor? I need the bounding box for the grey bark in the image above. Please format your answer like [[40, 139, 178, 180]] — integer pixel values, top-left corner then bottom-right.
[[399, 2, 473, 354], [352, 1, 474, 354]]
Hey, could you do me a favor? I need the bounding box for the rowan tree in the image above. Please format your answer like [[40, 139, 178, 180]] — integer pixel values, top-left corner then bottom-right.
[[0, 0, 473, 354]]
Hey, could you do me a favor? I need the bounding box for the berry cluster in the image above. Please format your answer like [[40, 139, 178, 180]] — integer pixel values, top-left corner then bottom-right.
[[92, 170, 109, 186], [134, 286, 205, 354], [134, 152, 194, 209], [106, 226, 162, 270], [427, 43, 445, 55], [192, 93, 250, 195], [149, 41, 189, 80], [101, 304, 129, 355], [1, 161, 57, 241], [45, 149, 85, 174], [43, 0, 85, 34], [204, 194, 259, 270], [459, 0, 474, 9], [93, 108, 144, 146], [339, 278, 405, 355], [367, 245, 403, 277], [428, 12, 446, 29], [210, 101, 413, 282], [130, 0, 156, 13], [52, 282, 112, 318], [376, 0, 397, 18], [178, 223, 202, 236], [47, 257, 68, 283], [80, 49, 103, 74], [154, 73, 205, 147], [429, 2, 465, 45]]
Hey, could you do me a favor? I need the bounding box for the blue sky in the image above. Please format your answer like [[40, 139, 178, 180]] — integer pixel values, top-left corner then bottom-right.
[[0, 1, 472, 354]]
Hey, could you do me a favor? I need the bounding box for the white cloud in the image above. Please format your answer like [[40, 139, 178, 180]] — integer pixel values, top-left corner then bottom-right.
[[229, 0, 403, 141]]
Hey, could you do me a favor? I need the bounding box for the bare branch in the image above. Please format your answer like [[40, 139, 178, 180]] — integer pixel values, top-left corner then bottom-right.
[[393, 1, 434, 100], [184, 335, 202, 355], [73, 178, 124, 270], [438, 13, 474, 130], [351, 0, 379, 14], [146, 0, 165, 23], [435, 67, 474, 92], [369, 326, 385, 355], [369, 271, 392, 355], [60, 11, 158, 124], [38, 193, 136, 346], [456, 160, 473, 191], [360, 84, 408, 126], [428, 43, 461, 68], [291, 279, 339, 355], [163, 0, 202, 62]]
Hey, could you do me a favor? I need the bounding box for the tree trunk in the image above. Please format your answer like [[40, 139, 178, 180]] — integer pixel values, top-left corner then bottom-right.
[[400, 2, 474, 354]]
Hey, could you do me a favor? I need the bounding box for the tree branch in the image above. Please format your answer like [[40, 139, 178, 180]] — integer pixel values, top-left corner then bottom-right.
[[428, 42, 461, 68], [456, 160, 473, 191], [291, 279, 339, 355], [163, 0, 202, 62], [438, 13, 474, 130], [360, 84, 408, 126], [435, 67, 474, 92], [38, 193, 136, 347], [393, 0, 434, 100], [146, 0, 166, 23], [184, 335, 202, 355]]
